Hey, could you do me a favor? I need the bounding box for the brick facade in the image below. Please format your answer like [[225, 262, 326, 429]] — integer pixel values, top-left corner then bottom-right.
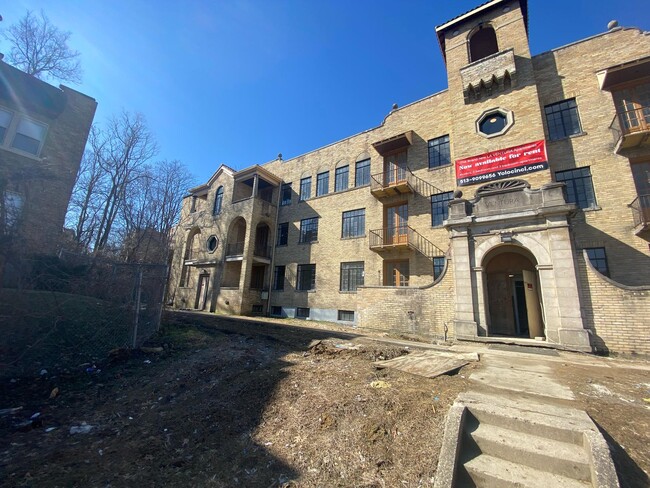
[[169, 0, 650, 355]]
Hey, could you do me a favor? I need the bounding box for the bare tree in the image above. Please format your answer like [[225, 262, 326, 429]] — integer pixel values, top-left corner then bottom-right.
[[92, 112, 158, 252], [3, 10, 82, 83]]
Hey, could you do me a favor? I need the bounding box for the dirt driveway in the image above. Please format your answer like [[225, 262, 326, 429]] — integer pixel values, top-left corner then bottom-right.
[[1, 311, 648, 487]]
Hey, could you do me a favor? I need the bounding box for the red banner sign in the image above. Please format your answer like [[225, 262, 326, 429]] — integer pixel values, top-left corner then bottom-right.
[[455, 140, 548, 187]]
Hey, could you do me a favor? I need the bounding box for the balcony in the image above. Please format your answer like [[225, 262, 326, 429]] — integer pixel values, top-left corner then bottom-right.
[[253, 245, 272, 263], [369, 226, 445, 259], [629, 194, 650, 237], [610, 106, 650, 153], [225, 241, 245, 260], [370, 168, 443, 199]]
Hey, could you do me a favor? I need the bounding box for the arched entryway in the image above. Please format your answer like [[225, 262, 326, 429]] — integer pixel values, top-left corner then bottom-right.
[[483, 245, 544, 339]]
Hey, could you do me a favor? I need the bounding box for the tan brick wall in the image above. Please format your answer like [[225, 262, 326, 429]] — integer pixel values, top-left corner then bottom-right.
[[577, 251, 650, 355]]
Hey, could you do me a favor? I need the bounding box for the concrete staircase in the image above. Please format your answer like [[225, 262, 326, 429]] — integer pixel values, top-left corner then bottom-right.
[[434, 392, 619, 488]]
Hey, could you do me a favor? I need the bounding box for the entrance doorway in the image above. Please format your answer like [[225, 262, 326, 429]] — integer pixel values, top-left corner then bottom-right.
[[385, 203, 408, 245], [484, 247, 544, 339], [383, 150, 407, 186], [195, 273, 209, 310], [384, 260, 409, 286]]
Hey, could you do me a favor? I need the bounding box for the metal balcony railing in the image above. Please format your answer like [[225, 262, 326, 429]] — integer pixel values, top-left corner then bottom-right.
[[370, 167, 442, 197], [629, 194, 650, 229], [369, 226, 445, 259], [610, 106, 650, 148], [226, 241, 245, 256], [253, 245, 272, 259]]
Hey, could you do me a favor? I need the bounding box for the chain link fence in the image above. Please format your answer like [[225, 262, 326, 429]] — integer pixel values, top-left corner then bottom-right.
[[0, 251, 168, 379]]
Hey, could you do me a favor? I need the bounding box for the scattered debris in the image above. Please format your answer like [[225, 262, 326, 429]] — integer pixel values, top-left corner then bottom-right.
[[70, 423, 93, 435], [39, 369, 48, 376], [374, 351, 477, 379], [0, 407, 23, 417], [141, 346, 164, 353], [49, 387, 59, 399], [369, 380, 391, 389]]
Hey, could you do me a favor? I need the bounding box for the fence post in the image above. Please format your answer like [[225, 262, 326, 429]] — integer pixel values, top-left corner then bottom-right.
[[132, 267, 143, 348]]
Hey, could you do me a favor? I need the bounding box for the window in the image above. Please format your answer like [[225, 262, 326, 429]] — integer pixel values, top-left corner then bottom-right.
[[273, 265, 285, 290], [277, 222, 288, 246], [555, 167, 597, 209], [341, 209, 365, 238], [12, 117, 47, 156], [299, 177, 311, 201], [545, 99, 582, 141], [297, 264, 316, 291], [335, 165, 349, 192], [340, 262, 364, 292], [433, 256, 446, 280], [469, 25, 498, 62], [476, 108, 514, 138], [280, 183, 292, 206], [213, 187, 224, 215], [0, 108, 12, 144], [271, 306, 282, 316], [296, 307, 310, 318], [299, 217, 319, 243], [206, 235, 219, 253], [428, 135, 451, 168], [431, 191, 454, 227], [316, 171, 329, 196], [355, 159, 370, 187], [585, 248, 610, 277], [338, 310, 355, 322]]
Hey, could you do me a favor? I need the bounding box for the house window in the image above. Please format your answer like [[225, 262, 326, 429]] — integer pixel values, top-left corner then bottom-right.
[[0, 108, 12, 144], [299, 217, 319, 243], [469, 25, 498, 62], [544, 99, 582, 141], [251, 305, 264, 314], [338, 310, 355, 322], [335, 165, 349, 192], [213, 187, 224, 215], [428, 135, 451, 168], [341, 209, 365, 238], [355, 159, 371, 187], [206, 235, 219, 253], [271, 306, 282, 316], [555, 167, 597, 209], [277, 222, 288, 246], [280, 183, 292, 206], [273, 265, 285, 290], [340, 262, 364, 292], [296, 307, 310, 318], [316, 171, 329, 196], [431, 191, 454, 227], [299, 177, 311, 201], [433, 256, 446, 280], [585, 248, 610, 277], [297, 264, 316, 291], [11, 117, 47, 156]]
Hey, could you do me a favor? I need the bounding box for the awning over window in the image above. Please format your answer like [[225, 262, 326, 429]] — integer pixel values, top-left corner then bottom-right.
[[597, 56, 650, 91], [372, 130, 413, 156]]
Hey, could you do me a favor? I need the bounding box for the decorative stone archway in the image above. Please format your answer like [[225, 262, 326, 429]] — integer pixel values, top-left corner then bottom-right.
[[446, 180, 592, 351]]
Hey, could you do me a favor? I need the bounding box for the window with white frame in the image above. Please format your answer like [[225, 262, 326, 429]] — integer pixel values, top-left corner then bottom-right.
[[12, 117, 48, 156]]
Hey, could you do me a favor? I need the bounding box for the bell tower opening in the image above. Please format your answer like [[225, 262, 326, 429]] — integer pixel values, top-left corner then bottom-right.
[[469, 24, 499, 62]]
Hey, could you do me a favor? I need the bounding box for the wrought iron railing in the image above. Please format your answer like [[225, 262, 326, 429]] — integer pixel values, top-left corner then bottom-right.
[[253, 245, 272, 259], [370, 167, 443, 196], [226, 241, 245, 256], [629, 194, 650, 228], [609, 106, 650, 143], [369, 226, 445, 259]]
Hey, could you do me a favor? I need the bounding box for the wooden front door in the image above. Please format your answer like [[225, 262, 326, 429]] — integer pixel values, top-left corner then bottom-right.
[[383, 151, 407, 186], [385, 260, 409, 287], [614, 85, 650, 133], [195, 274, 209, 310], [385, 203, 408, 245]]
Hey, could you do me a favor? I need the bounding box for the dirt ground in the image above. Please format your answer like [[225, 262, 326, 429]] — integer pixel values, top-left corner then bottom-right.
[[1, 312, 648, 487]]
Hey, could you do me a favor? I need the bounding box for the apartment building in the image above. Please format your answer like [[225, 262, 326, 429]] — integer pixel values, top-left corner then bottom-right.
[[169, 0, 650, 355]]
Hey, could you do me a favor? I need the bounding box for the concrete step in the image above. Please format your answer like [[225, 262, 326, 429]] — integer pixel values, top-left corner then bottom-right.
[[468, 422, 591, 481], [463, 454, 592, 488]]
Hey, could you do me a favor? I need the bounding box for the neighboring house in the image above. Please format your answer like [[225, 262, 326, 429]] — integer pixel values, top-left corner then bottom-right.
[[0, 54, 97, 282], [169, 0, 650, 355]]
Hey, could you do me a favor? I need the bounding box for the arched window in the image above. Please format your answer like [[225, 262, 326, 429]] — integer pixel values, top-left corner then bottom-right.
[[213, 186, 224, 215], [469, 25, 499, 62]]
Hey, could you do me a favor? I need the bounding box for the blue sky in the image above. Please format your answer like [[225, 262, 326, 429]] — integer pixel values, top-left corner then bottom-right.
[[1, 0, 649, 183]]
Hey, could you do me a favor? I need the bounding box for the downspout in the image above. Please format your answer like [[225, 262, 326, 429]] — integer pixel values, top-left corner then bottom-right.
[[266, 184, 282, 316]]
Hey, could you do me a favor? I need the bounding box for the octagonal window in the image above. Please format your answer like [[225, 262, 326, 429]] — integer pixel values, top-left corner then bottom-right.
[[476, 108, 514, 138], [206, 235, 219, 253]]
